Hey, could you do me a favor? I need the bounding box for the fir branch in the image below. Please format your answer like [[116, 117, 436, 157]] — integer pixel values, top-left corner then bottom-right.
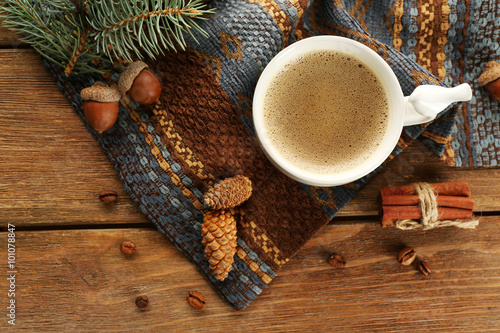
[[0, 0, 101, 75], [87, 0, 215, 62], [0, 0, 215, 75], [64, 30, 87, 76]]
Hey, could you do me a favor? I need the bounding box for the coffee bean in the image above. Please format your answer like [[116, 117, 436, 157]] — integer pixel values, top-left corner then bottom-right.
[[135, 295, 149, 308], [327, 253, 346, 269], [417, 261, 431, 276], [99, 190, 118, 203], [120, 241, 136, 255], [398, 247, 416, 266], [187, 291, 206, 310]]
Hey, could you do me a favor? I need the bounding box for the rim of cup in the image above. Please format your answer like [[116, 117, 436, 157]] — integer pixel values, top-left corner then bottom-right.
[[252, 36, 405, 187]]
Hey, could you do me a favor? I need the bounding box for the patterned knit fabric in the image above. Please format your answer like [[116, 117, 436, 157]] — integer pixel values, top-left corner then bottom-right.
[[43, 0, 498, 310]]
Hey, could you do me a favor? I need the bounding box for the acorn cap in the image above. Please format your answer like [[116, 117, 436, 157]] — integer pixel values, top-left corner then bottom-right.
[[118, 61, 149, 93], [81, 82, 121, 102], [478, 61, 500, 86]]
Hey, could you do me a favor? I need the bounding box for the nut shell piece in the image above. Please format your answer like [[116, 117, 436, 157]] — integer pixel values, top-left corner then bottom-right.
[[81, 82, 121, 102], [118, 61, 149, 93], [478, 61, 500, 86]]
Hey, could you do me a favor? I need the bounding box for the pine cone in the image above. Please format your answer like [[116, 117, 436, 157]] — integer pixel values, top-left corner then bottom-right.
[[204, 175, 252, 210], [201, 210, 237, 281]]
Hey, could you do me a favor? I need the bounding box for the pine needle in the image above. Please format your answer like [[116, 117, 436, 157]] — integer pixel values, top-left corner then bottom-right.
[[0, 0, 215, 75]]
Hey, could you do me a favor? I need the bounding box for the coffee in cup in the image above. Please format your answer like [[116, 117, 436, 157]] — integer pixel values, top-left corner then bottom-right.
[[253, 36, 472, 187], [262, 50, 389, 175]]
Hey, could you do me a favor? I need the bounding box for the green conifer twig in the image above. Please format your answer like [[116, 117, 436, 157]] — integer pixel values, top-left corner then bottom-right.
[[0, 0, 215, 75], [87, 0, 213, 62]]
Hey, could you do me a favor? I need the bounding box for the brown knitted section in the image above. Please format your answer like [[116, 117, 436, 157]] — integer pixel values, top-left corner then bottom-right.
[[150, 48, 330, 271], [148, 104, 213, 191]]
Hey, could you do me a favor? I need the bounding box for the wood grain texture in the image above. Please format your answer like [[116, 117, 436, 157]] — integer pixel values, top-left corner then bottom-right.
[[1, 49, 500, 227], [0, 49, 149, 226], [0, 30, 499, 333], [1, 219, 499, 332], [0, 23, 26, 48]]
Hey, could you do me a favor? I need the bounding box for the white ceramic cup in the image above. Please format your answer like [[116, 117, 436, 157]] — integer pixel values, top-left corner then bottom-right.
[[253, 36, 472, 187]]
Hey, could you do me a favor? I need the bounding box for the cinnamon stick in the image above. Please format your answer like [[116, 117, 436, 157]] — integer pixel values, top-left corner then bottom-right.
[[380, 182, 471, 197], [381, 195, 475, 210], [381, 206, 473, 227]]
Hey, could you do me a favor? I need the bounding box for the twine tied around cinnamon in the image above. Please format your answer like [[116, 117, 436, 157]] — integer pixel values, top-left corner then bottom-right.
[[395, 182, 479, 230]]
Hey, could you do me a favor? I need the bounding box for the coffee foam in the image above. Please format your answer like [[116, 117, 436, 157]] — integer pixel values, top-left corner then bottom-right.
[[263, 50, 389, 175]]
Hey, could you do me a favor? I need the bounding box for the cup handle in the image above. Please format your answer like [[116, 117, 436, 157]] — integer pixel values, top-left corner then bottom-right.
[[403, 83, 472, 126]]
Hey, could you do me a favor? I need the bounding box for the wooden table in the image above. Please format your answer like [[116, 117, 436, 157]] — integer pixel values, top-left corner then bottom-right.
[[1, 27, 499, 332]]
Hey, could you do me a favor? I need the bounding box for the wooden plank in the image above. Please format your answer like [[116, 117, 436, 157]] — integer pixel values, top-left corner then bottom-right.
[[1, 220, 499, 331], [0, 21, 26, 48], [1, 48, 499, 227], [0, 49, 149, 226]]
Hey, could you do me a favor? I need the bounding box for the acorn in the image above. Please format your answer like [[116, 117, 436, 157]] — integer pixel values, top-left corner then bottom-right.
[[80, 82, 121, 133], [478, 60, 500, 101], [118, 61, 162, 105]]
